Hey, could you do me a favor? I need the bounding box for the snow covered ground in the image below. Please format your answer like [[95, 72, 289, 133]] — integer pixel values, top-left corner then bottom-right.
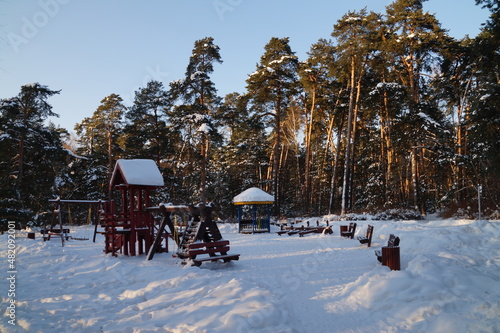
[[1, 216, 499, 333]]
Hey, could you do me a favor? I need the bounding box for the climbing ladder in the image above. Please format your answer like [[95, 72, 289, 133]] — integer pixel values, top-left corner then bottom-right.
[[175, 205, 239, 265], [176, 205, 218, 258], [145, 204, 239, 265], [177, 218, 202, 258]]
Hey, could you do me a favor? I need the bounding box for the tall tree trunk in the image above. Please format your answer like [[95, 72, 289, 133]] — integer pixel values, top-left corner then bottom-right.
[[411, 147, 420, 212], [402, 48, 424, 213], [200, 135, 208, 204], [266, 151, 273, 193], [325, 93, 344, 214], [273, 98, 282, 217], [107, 128, 113, 200], [304, 88, 316, 214], [456, 103, 465, 202], [341, 55, 356, 215], [379, 104, 388, 204], [154, 107, 161, 166], [347, 72, 363, 209], [14, 135, 25, 200], [381, 83, 394, 205], [329, 123, 343, 214]]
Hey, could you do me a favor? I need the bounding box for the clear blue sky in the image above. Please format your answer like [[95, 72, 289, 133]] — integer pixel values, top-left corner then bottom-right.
[[0, 0, 490, 132]]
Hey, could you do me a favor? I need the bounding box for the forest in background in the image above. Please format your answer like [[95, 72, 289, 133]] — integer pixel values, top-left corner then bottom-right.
[[1, 0, 499, 226]]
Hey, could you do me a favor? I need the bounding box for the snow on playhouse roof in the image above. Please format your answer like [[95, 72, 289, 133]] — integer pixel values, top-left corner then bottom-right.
[[110, 159, 165, 187], [233, 187, 274, 205]]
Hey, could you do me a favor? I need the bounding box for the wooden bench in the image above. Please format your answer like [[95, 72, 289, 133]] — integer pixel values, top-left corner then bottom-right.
[[340, 222, 357, 239], [41, 228, 70, 234], [187, 240, 240, 266], [41, 228, 70, 241], [299, 229, 317, 237], [299, 227, 333, 237], [375, 234, 400, 262], [357, 225, 374, 247]]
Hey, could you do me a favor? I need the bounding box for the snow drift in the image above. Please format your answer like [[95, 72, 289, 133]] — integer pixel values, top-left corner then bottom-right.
[[1, 216, 499, 332]]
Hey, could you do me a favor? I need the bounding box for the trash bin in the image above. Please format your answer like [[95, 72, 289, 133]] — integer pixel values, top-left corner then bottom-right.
[[27, 232, 35, 240], [382, 246, 400, 271], [340, 225, 348, 234]]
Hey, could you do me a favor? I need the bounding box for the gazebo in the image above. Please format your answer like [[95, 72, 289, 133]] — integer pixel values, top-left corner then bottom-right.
[[233, 187, 274, 234]]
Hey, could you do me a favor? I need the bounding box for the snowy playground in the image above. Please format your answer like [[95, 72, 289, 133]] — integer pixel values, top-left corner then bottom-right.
[[1, 215, 499, 333]]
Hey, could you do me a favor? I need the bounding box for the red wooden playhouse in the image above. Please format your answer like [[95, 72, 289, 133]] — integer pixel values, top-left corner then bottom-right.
[[101, 159, 164, 256]]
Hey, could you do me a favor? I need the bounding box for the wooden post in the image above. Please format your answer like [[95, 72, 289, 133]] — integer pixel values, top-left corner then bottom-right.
[[252, 204, 257, 233], [147, 205, 171, 260], [57, 200, 65, 247], [93, 201, 103, 243], [267, 204, 271, 232], [129, 188, 136, 256], [238, 206, 242, 233]]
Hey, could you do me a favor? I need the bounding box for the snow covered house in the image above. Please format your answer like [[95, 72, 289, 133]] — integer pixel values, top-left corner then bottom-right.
[[233, 187, 274, 233]]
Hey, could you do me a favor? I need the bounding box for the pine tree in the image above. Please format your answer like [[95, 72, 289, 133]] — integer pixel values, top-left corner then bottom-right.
[[0, 83, 67, 225], [169, 37, 223, 204], [431, 36, 476, 206], [332, 9, 381, 214], [300, 39, 337, 214], [210, 92, 268, 214], [465, 0, 500, 210], [218, 92, 268, 191], [75, 93, 126, 198], [384, 0, 451, 213], [246, 37, 300, 216], [124, 81, 174, 164]]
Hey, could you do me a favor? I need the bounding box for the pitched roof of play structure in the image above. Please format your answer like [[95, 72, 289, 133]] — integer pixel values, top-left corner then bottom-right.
[[110, 159, 165, 187], [233, 187, 274, 205]]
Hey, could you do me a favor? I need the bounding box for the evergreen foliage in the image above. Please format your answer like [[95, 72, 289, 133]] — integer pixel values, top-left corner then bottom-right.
[[0, 83, 67, 226], [245, 37, 300, 215], [1, 1, 499, 223], [168, 37, 223, 205]]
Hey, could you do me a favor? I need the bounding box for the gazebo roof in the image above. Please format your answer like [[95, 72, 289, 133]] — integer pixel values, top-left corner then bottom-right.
[[110, 159, 165, 188], [233, 187, 274, 205]]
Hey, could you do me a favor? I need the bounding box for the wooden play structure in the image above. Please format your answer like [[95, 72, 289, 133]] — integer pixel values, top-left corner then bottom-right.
[[99, 159, 165, 256], [145, 204, 239, 265], [47, 159, 239, 266], [233, 187, 274, 233]]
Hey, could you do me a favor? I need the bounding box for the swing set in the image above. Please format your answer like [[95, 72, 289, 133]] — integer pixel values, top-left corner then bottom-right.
[[44, 199, 101, 246]]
